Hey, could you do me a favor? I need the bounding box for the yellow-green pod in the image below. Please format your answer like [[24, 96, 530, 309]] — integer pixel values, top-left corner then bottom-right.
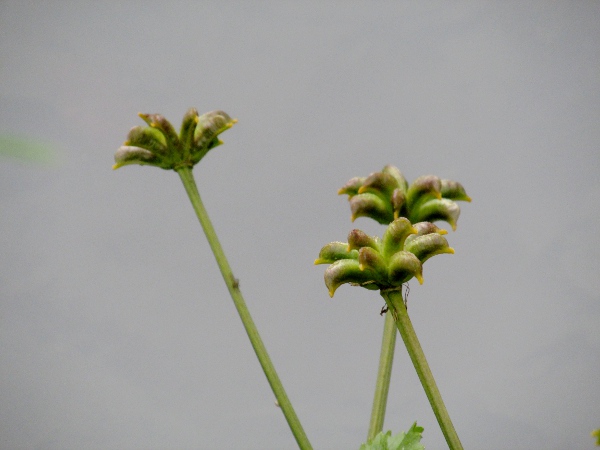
[[324, 259, 378, 297], [314, 242, 358, 265], [404, 233, 454, 263], [349, 193, 394, 224]]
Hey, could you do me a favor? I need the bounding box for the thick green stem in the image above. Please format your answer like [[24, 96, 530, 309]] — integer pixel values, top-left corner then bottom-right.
[[367, 310, 397, 441], [177, 166, 312, 450], [381, 290, 463, 450]]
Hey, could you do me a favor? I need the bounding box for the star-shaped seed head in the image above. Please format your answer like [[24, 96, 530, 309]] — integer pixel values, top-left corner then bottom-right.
[[113, 108, 237, 171], [315, 217, 454, 297], [338, 165, 471, 230]]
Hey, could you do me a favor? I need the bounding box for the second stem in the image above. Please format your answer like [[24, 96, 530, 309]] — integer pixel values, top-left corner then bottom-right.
[[382, 290, 463, 450], [367, 311, 397, 440]]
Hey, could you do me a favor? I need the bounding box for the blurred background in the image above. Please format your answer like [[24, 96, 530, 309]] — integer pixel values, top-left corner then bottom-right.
[[1, 2, 598, 449]]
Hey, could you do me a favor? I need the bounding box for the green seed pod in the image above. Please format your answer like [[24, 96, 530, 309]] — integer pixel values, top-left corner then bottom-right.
[[411, 221, 448, 236], [406, 175, 442, 212], [391, 188, 406, 219], [404, 221, 447, 247], [113, 146, 157, 169], [194, 110, 237, 149], [441, 179, 472, 202], [338, 176, 366, 196], [358, 247, 387, 274], [180, 107, 200, 153], [324, 259, 378, 297], [358, 172, 400, 198], [347, 229, 380, 252], [125, 126, 168, 155], [404, 233, 454, 263], [388, 251, 424, 285], [314, 242, 358, 265], [140, 113, 180, 150], [382, 165, 409, 193], [410, 198, 460, 231], [381, 217, 417, 259], [349, 192, 394, 224]]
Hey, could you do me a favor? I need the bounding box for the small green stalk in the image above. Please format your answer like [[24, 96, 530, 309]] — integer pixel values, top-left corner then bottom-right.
[[177, 166, 312, 450], [381, 290, 463, 450], [367, 311, 397, 441]]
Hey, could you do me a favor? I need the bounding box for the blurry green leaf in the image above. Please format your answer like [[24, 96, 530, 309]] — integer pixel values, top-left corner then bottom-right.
[[359, 422, 425, 450], [0, 134, 56, 164]]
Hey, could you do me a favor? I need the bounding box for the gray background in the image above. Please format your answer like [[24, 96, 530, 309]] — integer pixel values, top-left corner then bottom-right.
[[1, 2, 599, 449]]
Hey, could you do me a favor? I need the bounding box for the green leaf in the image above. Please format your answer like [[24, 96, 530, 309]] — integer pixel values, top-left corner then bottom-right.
[[0, 135, 56, 164], [359, 422, 425, 450]]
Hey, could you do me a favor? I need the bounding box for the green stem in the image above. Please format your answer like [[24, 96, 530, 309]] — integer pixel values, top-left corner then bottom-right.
[[367, 310, 397, 441], [381, 290, 463, 450], [177, 166, 312, 450]]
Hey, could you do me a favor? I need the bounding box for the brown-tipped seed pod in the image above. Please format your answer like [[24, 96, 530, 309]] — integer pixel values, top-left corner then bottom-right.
[[403, 233, 454, 263], [358, 172, 400, 199], [410, 198, 461, 231], [440, 179, 472, 202], [324, 259, 380, 298], [382, 165, 409, 192], [405, 175, 442, 212], [349, 192, 394, 224], [179, 107, 200, 152], [347, 229, 380, 252], [381, 217, 418, 259], [358, 247, 387, 274], [338, 176, 366, 196], [125, 126, 168, 155], [388, 251, 424, 285], [314, 242, 358, 265]]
